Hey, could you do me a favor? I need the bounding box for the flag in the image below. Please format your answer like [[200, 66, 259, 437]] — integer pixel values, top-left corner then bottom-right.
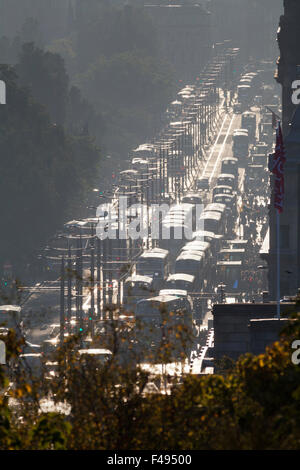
[[265, 106, 281, 129], [270, 122, 286, 213], [272, 111, 278, 130]]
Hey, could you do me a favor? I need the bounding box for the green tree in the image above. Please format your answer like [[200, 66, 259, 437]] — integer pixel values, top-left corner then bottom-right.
[[0, 65, 101, 275], [16, 43, 69, 126], [0, 309, 300, 449]]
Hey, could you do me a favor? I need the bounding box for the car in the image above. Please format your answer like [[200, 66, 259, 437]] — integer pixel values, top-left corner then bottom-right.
[[233, 102, 242, 113], [181, 193, 204, 205], [216, 173, 236, 189], [213, 185, 234, 197], [196, 177, 210, 191]]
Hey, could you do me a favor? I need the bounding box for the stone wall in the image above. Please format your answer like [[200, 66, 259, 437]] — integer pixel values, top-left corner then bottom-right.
[[213, 302, 296, 365], [249, 318, 290, 355]]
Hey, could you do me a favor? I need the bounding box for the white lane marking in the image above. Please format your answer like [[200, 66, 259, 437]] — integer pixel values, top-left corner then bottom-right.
[[209, 113, 235, 184], [200, 113, 229, 178]]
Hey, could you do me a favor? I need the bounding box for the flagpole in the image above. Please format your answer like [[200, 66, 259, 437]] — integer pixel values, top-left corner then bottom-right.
[[276, 209, 280, 319], [271, 120, 285, 320]]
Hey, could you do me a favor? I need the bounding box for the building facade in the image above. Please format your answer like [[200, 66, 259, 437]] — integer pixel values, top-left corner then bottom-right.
[[267, 0, 300, 299]]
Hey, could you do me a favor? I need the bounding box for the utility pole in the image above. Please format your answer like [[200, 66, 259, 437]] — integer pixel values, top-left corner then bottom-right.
[[96, 237, 101, 320], [67, 243, 72, 333], [90, 223, 95, 337], [218, 283, 226, 304]]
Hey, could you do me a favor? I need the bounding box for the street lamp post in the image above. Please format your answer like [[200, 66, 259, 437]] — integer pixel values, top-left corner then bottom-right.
[[90, 223, 95, 337]]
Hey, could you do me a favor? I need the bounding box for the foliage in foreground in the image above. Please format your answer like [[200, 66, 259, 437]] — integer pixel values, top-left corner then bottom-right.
[[0, 312, 300, 450]]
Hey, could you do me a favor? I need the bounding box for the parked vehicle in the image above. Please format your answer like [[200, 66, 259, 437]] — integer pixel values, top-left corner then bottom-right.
[[221, 157, 238, 178], [233, 102, 242, 113], [242, 111, 257, 141], [233, 129, 249, 161], [216, 173, 236, 189], [213, 193, 236, 213], [213, 185, 234, 197], [196, 177, 210, 191], [199, 211, 223, 235], [237, 84, 251, 106]]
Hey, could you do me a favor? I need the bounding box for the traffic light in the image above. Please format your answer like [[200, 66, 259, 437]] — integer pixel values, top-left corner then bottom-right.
[[1, 278, 9, 289]]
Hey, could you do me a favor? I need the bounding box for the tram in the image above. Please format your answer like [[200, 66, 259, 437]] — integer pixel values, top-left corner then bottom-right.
[[123, 274, 155, 312], [135, 248, 169, 289], [164, 273, 196, 292], [135, 294, 195, 359]]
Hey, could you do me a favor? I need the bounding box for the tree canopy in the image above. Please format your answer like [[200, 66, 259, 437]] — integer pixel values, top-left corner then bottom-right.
[[0, 65, 101, 275], [48, 4, 174, 153]]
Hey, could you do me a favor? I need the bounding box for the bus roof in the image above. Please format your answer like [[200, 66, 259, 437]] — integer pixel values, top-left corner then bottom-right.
[[205, 203, 227, 213], [0, 305, 21, 312], [137, 295, 182, 305], [222, 156, 238, 163], [125, 275, 153, 284], [139, 252, 168, 260], [120, 169, 138, 175], [213, 185, 233, 191], [192, 230, 216, 240], [159, 289, 188, 297], [242, 111, 256, 118], [166, 273, 195, 283], [20, 353, 42, 358], [233, 129, 249, 136], [183, 240, 210, 251], [217, 173, 235, 179], [182, 192, 203, 198], [219, 249, 246, 254], [176, 252, 204, 262], [217, 261, 242, 266], [200, 211, 222, 221], [226, 239, 248, 245], [78, 349, 112, 356], [213, 194, 234, 202]]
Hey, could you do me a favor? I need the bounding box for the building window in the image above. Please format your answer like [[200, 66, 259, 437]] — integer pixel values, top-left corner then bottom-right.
[[280, 225, 289, 249]]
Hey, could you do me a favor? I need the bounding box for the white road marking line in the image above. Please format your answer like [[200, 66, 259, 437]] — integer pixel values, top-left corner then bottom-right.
[[209, 113, 235, 184]]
